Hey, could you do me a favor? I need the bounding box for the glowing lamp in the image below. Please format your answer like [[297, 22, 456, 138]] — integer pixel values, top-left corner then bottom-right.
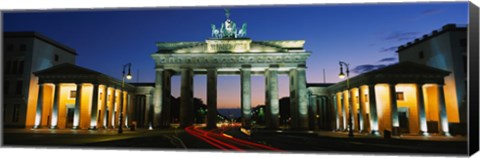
[[339, 72, 345, 79]]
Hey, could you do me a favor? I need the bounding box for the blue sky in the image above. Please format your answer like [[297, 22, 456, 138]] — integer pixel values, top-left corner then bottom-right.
[[3, 2, 468, 109]]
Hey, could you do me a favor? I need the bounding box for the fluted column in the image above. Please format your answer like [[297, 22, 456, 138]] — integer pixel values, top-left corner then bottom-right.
[[297, 68, 308, 129], [207, 68, 218, 129], [73, 83, 83, 129], [161, 70, 172, 127], [153, 69, 163, 128], [145, 94, 151, 128], [389, 83, 400, 135], [338, 92, 345, 131], [368, 84, 379, 134], [103, 86, 109, 128], [89, 83, 100, 129], [265, 66, 279, 129], [126, 94, 132, 127], [50, 83, 61, 129], [416, 83, 427, 135], [310, 95, 318, 130], [111, 89, 117, 128], [333, 94, 339, 131], [358, 87, 366, 133], [350, 89, 358, 132], [289, 67, 308, 130], [180, 68, 194, 128], [437, 84, 450, 136], [240, 67, 252, 129], [34, 83, 45, 128], [343, 91, 349, 131]]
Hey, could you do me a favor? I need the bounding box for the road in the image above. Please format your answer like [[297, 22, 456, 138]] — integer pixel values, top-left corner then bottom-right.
[[2, 126, 467, 155]]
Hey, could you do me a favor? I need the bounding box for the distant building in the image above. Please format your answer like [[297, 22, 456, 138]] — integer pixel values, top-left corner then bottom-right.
[[3, 32, 77, 128], [396, 24, 467, 133]]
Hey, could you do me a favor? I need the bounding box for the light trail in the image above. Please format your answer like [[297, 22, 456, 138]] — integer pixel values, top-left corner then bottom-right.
[[185, 125, 283, 151]]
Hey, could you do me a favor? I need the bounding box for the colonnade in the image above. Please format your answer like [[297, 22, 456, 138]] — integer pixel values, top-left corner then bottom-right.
[[153, 65, 308, 129], [331, 82, 449, 135], [33, 82, 132, 130]]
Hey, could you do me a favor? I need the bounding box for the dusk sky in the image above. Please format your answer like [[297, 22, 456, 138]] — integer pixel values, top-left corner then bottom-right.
[[3, 2, 468, 109]]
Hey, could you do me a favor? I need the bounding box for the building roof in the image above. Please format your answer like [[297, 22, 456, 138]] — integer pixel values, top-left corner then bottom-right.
[[327, 61, 450, 92], [361, 61, 450, 76], [130, 82, 155, 87], [396, 24, 467, 52], [33, 63, 135, 90], [3, 31, 77, 55], [33, 63, 102, 76], [307, 83, 335, 87]]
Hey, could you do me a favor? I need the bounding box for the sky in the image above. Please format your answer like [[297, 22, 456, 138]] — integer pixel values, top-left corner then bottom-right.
[[3, 2, 468, 109]]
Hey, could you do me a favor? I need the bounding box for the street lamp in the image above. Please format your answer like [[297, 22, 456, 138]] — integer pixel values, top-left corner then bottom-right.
[[339, 61, 354, 138], [119, 63, 132, 134]]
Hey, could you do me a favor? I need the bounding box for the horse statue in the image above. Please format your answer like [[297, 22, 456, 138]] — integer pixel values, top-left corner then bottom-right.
[[237, 23, 247, 38], [211, 24, 220, 38]]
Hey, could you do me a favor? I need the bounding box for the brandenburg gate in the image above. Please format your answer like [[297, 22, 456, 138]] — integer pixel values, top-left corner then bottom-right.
[[151, 10, 311, 129]]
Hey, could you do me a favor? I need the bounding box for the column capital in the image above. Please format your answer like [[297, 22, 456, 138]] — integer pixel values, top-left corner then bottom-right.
[[416, 82, 426, 85], [268, 64, 279, 69], [155, 66, 165, 71], [206, 68, 217, 71], [241, 65, 252, 69], [388, 82, 398, 86], [296, 64, 307, 70]]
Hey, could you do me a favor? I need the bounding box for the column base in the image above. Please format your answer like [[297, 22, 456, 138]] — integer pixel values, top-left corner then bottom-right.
[[441, 132, 451, 136], [89, 126, 97, 130], [419, 131, 429, 136], [50, 126, 58, 129], [370, 130, 380, 135], [392, 127, 401, 136], [33, 125, 41, 129]]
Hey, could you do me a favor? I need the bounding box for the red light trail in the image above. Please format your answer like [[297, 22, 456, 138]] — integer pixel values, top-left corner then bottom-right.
[[185, 125, 283, 151]]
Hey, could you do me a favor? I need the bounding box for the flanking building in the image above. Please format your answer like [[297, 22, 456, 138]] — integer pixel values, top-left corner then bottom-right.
[[308, 24, 467, 136], [3, 32, 77, 128], [397, 24, 467, 135]]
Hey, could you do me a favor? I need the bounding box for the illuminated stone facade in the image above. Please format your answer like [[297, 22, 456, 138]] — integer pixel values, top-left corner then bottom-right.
[[397, 24, 467, 134], [152, 38, 311, 129], [32, 63, 137, 129], [309, 62, 452, 136], [150, 10, 311, 129]]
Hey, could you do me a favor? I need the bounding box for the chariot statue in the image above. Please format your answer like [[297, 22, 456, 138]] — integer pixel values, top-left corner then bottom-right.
[[237, 23, 247, 38], [211, 24, 220, 38], [210, 9, 247, 39]]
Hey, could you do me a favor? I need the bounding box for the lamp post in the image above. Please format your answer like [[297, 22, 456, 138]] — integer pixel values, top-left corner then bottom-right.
[[339, 61, 354, 138], [119, 63, 132, 134]]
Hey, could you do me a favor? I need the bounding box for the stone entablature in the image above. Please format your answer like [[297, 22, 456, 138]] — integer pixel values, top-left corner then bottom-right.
[[152, 39, 310, 74], [327, 61, 450, 92], [155, 39, 306, 54], [152, 53, 310, 71]]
